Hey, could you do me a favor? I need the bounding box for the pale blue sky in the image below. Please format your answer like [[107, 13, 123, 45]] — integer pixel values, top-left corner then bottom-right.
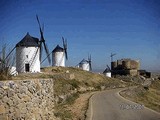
[[0, 0, 160, 72]]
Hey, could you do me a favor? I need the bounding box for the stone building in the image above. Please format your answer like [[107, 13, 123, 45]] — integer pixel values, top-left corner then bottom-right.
[[111, 58, 140, 76]]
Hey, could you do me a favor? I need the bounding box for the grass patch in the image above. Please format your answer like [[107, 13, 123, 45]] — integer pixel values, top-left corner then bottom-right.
[[0, 71, 12, 80], [54, 79, 80, 95], [65, 93, 79, 105], [120, 80, 160, 112], [54, 105, 72, 120], [54, 93, 79, 120]]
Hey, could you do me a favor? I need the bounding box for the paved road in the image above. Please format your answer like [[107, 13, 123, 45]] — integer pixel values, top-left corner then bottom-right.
[[86, 88, 160, 120]]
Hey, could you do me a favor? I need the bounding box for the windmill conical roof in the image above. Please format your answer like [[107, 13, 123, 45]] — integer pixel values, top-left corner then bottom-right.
[[103, 67, 111, 73], [79, 59, 89, 64], [16, 32, 39, 47], [52, 45, 64, 52]]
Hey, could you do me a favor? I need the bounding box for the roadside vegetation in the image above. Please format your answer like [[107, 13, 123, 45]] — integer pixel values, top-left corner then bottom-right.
[[0, 44, 15, 80], [120, 78, 160, 112]]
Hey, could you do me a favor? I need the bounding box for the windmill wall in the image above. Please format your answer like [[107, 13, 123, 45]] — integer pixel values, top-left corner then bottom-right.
[[52, 51, 65, 67], [104, 72, 111, 77], [16, 47, 40, 73], [79, 63, 90, 71]]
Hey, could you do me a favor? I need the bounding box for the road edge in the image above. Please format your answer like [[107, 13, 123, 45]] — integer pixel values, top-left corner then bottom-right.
[[85, 87, 160, 120], [117, 88, 160, 115], [85, 93, 94, 120]]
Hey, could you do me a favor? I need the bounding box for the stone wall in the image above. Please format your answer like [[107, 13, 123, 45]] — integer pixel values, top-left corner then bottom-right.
[[0, 79, 55, 120]]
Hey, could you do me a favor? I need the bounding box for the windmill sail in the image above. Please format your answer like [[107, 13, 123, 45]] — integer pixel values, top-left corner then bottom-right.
[[62, 37, 68, 60], [110, 53, 116, 62], [88, 54, 92, 71], [4, 46, 16, 61], [36, 15, 51, 65]]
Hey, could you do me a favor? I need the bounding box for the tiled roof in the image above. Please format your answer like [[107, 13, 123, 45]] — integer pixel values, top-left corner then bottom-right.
[[52, 45, 64, 52], [16, 32, 39, 47]]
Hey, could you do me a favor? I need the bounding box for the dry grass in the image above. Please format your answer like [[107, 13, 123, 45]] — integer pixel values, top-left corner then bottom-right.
[[12, 66, 129, 90], [0, 70, 12, 80], [9, 66, 133, 120], [120, 79, 160, 112], [40, 67, 129, 120], [67, 92, 96, 120], [54, 93, 79, 120]]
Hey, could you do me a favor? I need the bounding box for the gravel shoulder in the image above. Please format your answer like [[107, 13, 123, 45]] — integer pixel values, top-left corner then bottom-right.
[[69, 92, 95, 120]]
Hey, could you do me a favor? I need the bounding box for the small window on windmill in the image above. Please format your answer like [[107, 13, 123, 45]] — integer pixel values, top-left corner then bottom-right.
[[26, 55, 28, 58]]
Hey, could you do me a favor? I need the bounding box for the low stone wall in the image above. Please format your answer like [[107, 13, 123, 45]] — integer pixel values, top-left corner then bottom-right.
[[0, 79, 55, 120]]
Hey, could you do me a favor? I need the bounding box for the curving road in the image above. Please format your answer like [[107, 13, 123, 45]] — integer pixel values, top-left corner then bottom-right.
[[86, 88, 160, 120]]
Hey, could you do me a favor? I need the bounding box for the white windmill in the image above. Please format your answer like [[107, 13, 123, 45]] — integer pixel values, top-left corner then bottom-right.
[[52, 37, 68, 67], [103, 65, 111, 77], [77, 55, 92, 71], [16, 32, 41, 73], [5, 15, 51, 73]]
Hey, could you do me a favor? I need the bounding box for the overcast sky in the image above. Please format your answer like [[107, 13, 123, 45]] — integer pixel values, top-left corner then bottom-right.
[[0, 0, 160, 72]]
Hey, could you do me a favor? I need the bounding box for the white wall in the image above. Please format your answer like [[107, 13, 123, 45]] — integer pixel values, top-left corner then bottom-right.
[[16, 46, 40, 73], [105, 72, 111, 77], [52, 51, 65, 67], [79, 63, 90, 71]]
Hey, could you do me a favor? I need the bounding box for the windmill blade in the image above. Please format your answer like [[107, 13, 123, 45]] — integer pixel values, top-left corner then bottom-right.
[[64, 39, 68, 60], [36, 15, 42, 33], [75, 63, 79, 67], [88, 54, 92, 71], [39, 42, 43, 61], [2, 44, 6, 60], [88, 54, 91, 62], [36, 15, 44, 41], [89, 62, 92, 71], [42, 23, 44, 33], [75, 59, 84, 67], [62, 37, 68, 60], [41, 51, 52, 64], [11, 54, 16, 66], [110, 53, 116, 57], [43, 42, 51, 64], [4, 46, 16, 61], [30, 47, 40, 68], [110, 53, 116, 62], [36, 15, 51, 64], [7, 51, 16, 68], [62, 37, 65, 43], [107, 65, 111, 71]]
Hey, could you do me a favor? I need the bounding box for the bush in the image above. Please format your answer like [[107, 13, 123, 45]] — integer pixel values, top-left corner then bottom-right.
[[68, 79, 80, 89], [0, 69, 12, 80], [65, 93, 79, 105]]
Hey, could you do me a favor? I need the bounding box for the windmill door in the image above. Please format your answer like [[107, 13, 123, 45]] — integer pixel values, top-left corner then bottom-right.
[[25, 63, 30, 72]]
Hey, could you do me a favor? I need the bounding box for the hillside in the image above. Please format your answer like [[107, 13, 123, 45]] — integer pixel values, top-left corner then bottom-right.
[[12, 66, 130, 91], [120, 78, 160, 113], [11, 66, 132, 120]]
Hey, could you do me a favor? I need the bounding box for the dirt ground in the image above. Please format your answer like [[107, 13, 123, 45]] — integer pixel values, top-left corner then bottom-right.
[[67, 92, 97, 120]]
